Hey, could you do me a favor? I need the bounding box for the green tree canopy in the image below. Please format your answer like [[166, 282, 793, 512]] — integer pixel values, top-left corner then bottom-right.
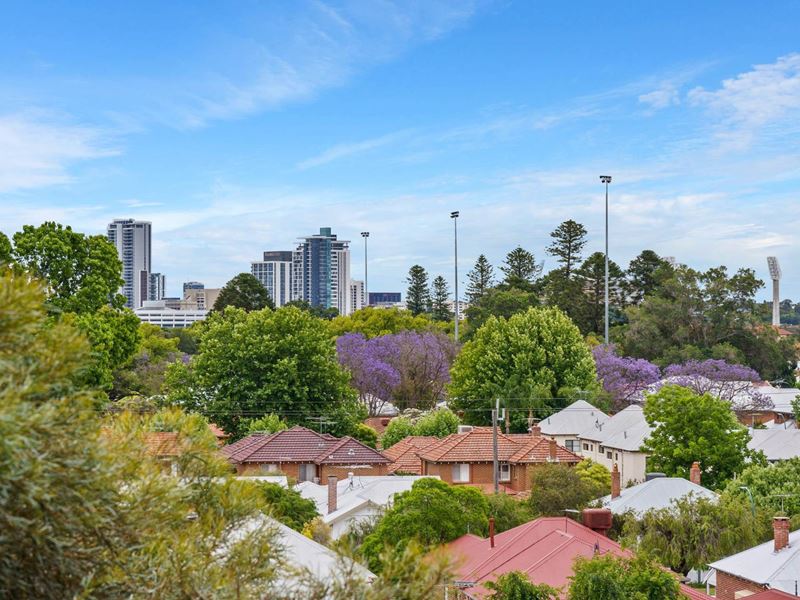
[[487, 493, 536, 534], [529, 463, 604, 516], [414, 408, 460, 438], [485, 571, 559, 599], [642, 385, 758, 489], [112, 322, 182, 398], [0, 231, 11, 264], [546, 220, 587, 278], [259, 482, 319, 531], [360, 478, 489, 572], [575, 252, 625, 335], [11, 221, 125, 312], [381, 416, 416, 449], [500, 246, 542, 289], [465, 286, 540, 336], [245, 413, 288, 435], [213, 272, 275, 312], [329, 306, 441, 338], [165, 305, 360, 439], [406, 265, 431, 316], [466, 254, 495, 303], [625, 250, 672, 305], [450, 307, 597, 424], [725, 457, 800, 516], [568, 554, 680, 600], [431, 275, 453, 322]]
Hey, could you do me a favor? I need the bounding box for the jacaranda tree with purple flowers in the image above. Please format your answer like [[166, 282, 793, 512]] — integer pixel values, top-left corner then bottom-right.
[[592, 345, 661, 407], [661, 359, 773, 411], [337, 331, 457, 415]]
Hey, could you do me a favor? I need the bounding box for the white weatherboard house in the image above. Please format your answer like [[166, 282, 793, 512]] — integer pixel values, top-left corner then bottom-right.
[[577, 405, 651, 485], [295, 475, 434, 539], [539, 400, 610, 454]]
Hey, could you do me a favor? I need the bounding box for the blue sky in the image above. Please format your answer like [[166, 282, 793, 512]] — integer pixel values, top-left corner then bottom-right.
[[2, 1, 799, 299]]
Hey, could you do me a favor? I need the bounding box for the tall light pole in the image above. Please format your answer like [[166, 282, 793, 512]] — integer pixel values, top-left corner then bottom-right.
[[361, 232, 369, 309], [450, 211, 460, 342], [599, 176, 612, 345]]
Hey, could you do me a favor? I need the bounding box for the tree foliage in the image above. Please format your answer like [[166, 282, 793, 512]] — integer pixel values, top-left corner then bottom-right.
[[487, 493, 536, 534], [642, 385, 758, 489], [576, 252, 625, 335], [166, 306, 361, 439], [329, 306, 441, 338], [485, 571, 559, 599], [725, 457, 800, 516], [430, 275, 453, 322], [259, 482, 319, 531], [360, 478, 489, 572], [529, 463, 605, 516], [568, 553, 680, 600], [112, 322, 183, 399], [245, 413, 288, 435], [546, 220, 587, 278], [501, 246, 542, 288], [450, 307, 597, 424], [625, 250, 672, 305], [406, 265, 431, 316], [213, 272, 275, 312], [593, 345, 661, 407], [380, 409, 460, 449], [466, 254, 495, 303]]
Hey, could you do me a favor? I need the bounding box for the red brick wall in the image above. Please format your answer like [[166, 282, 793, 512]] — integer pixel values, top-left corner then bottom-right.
[[422, 461, 529, 491], [233, 462, 386, 479], [714, 571, 766, 600]]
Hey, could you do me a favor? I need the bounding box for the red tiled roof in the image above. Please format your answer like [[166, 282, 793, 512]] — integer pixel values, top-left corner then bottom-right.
[[144, 432, 182, 457], [208, 423, 229, 439], [445, 517, 710, 599], [417, 429, 581, 465], [221, 426, 389, 465], [382, 436, 438, 474], [364, 416, 393, 435]]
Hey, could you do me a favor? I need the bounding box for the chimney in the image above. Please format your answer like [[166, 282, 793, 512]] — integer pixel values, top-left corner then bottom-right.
[[489, 517, 495, 548], [582, 508, 613, 537], [530, 424, 542, 437], [327, 475, 338, 515], [611, 463, 621, 499], [690, 461, 701, 485], [548, 438, 558, 462], [774, 516, 790, 552]]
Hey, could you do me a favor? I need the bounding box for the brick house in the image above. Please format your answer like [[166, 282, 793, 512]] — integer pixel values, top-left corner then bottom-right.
[[416, 426, 581, 492], [221, 426, 390, 480], [382, 436, 438, 475], [708, 517, 799, 599]]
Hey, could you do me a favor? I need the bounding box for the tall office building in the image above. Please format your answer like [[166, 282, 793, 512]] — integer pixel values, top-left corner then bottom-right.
[[349, 280, 365, 313], [251, 251, 293, 307], [183, 281, 204, 293], [148, 272, 166, 301], [292, 227, 352, 315], [107, 219, 152, 309]]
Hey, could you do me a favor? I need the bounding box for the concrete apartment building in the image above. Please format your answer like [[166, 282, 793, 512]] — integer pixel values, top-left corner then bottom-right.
[[251, 251, 293, 307], [349, 280, 365, 312], [292, 227, 352, 316], [181, 287, 221, 311], [148, 272, 166, 301], [106, 218, 151, 308]]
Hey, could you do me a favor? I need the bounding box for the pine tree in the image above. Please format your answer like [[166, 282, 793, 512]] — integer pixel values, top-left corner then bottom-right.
[[500, 247, 541, 288], [466, 255, 495, 303], [546, 220, 588, 278], [430, 276, 453, 322], [406, 265, 431, 316]]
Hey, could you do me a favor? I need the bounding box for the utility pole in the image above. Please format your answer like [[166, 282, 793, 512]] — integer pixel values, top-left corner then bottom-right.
[[361, 232, 369, 307], [600, 176, 612, 345], [492, 397, 499, 494], [450, 211, 460, 342]]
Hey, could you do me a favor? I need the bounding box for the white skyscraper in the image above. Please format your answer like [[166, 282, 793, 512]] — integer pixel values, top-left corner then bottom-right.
[[349, 280, 365, 313], [107, 219, 152, 309], [251, 251, 293, 307], [148, 272, 166, 301]]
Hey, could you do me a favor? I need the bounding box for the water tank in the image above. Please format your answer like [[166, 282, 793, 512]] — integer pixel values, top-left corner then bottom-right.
[[645, 472, 666, 481], [457, 425, 474, 434]]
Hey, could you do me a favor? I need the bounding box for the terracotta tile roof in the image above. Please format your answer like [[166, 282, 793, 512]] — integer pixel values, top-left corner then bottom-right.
[[208, 423, 229, 439], [417, 429, 580, 465], [364, 416, 393, 435], [445, 516, 710, 599], [382, 436, 438, 474], [221, 426, 389, 465], [144, 432, 182, 457]]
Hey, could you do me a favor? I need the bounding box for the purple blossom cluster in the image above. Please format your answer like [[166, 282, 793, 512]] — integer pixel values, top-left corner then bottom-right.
[[592, 345, 661, 407], [336, 331, 457, 416]]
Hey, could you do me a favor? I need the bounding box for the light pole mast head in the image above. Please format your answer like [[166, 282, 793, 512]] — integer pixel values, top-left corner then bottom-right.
[[767, 256, 781, 280], [450, 211, 459, 219], [361, 231, 369, 238], [600, 175, 612, 184]]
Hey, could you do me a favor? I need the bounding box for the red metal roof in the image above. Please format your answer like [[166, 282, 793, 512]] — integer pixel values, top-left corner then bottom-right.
[[445, 517, 710, 599], [221, 426, 389, 465], [382, 436, 438, 474], [745, 590, 798, 599], [417, 429, 581, 465]]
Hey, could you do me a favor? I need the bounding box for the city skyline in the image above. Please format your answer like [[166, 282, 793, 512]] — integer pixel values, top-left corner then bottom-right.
[[1, 2, 799, 298]]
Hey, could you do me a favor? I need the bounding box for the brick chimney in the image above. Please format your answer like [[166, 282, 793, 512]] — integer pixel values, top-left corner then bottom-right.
[[489, 517, 495, 548], [548, 438, 558, 462], [774, 516, 790, 552], [689, 461, 701, 485], [327, 475, 338, 515], [611, 463, 621, 499], [530, 424, 542, 437]]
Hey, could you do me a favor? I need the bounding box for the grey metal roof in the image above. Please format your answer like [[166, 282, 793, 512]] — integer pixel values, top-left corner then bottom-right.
[[577, 405, 652, 451], [709, 528, 800, 593], [539, 400, 610, 436], [598, 477, 717, 515], [748, 428, 800, 461]]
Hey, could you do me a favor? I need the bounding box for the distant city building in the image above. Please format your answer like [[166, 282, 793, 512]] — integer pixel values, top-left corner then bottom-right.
[[368, 292, 401, 307], [148, 272, 166, 301], [181, 288, 221, 311], [349, 280, 365, 313], [446, 299, 469, 320], [251, 251, 293, 307], [134, 300, 207, 328], [183, 281, 204, 293], [162, 297, 182, 310], [292, 227, 352, 315], [107, 219, 151, 309]]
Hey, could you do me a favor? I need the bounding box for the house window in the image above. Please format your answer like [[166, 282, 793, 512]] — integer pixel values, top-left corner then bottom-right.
[[565, 440, 580, 452], [499, 462, 511, 482], [298, 464, 317, 482], [615, 453, 619, 461], [599, 446, 605, 453], [606, 451, 613, 460], [260, 464, 279, 473], [452, 464, 470, 483], [583, 443, 591, 451]]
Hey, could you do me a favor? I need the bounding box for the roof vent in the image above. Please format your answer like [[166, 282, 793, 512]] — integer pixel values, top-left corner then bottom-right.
[[457, 425, 473, 434], [645, 472, 666, 481], [347, 448, 355, 456]]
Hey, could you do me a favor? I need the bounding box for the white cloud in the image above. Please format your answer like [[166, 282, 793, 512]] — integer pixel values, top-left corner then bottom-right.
[[639, 83, 680, 110], [0, 112, 117, 193], [296, 130, 413, 170], [688, 53, 800, 150]]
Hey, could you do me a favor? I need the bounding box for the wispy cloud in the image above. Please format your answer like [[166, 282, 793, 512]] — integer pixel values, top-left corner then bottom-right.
[[296, 129, 414, 170], [0, 111, 118, 193], [639, 83, 680, 110]]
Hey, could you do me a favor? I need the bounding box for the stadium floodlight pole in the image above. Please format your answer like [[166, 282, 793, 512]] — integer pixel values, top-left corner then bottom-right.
[[450, 211, 460, 342], [600, 176, 612, 345], [361, 232, 369, 307]]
